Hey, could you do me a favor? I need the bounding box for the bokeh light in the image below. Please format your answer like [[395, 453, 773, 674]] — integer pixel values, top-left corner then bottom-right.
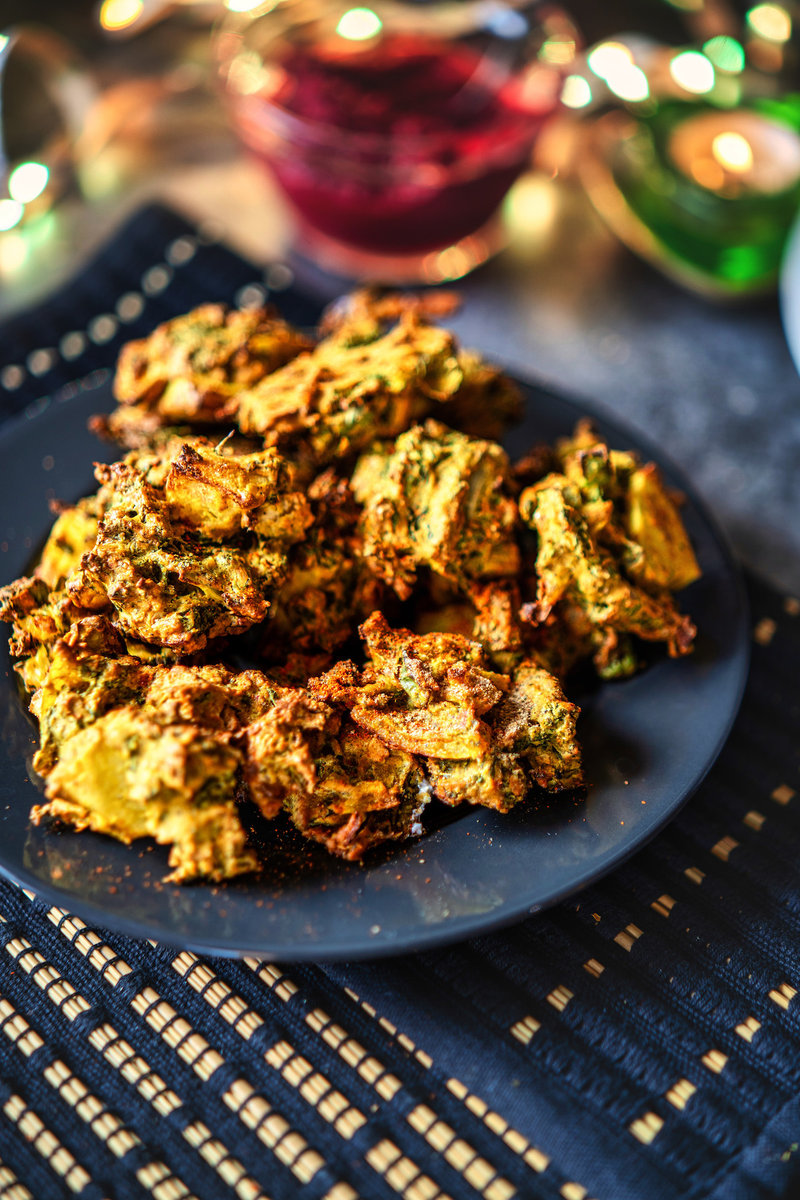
[[607, 65, 649, 104], [670, 51, 715, 95], [747, 4, 792, 42], [712, 132, 754, 173], [702, 36, 746, 73], [99, 0, 144, 31], [336, 8, 383, 41], [587, 43, 649, 103], [8, 163, 49, 205], [561, 75, 592, 109], [539, 37, 576, 65], [0, 200, 24, 232], [587, 42, 633, 80]]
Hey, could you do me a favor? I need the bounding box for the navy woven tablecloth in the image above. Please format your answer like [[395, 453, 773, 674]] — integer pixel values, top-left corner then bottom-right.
[[1, 205, 799, 1200]]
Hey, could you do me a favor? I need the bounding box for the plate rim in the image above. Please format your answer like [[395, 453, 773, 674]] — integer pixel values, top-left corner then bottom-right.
[[0, 369, 750, 960]]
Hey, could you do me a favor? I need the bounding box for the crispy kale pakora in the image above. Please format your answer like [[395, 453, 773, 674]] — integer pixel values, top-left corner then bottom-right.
[[310, 613, 583, 812], [0, 294, 702, 881], [352, 420, 520, 600], [67, 441, 312, 654], [237, 290, 522, 469], [518, 421, 699, 678], [95, 303, 312, 448]]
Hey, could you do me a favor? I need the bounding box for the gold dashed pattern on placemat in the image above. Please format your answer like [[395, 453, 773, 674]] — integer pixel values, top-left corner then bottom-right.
[[321, 1185, 359, 1200], [711, 837, 739, 862], [135, 1161, 195, 1199], [0, 1156, 34, 1200], [734, 1017, 761, 1042], [701, 1050, 728, 1075], [221, 1078, 327, 1185], [614, 924, 643, 952], [684, 867, 705, 885], [560, 1183, 588, 1200], [89, 1025, 183, 1117], [343, 987, 434, 1070], [2, 1095, 93, 1195], [583, 959, 604, 978], [44, 928, 312, 1188], [304, 1007, 402, 1100], [629, 1112, 664, 1145], [768, 983, 797, 1010], [182, 1120, 271, 1200], [365, 1139, 452, 1200], [244, 959, 299, 1003], [651, 895, 675, 918], [131, 988, 225, 1082], [509, 1016, 540, 1046], [4, 935, 91, 1022], [405, 1104, 513, 1198], [126, 988, 330, 1185], [665, 1079, 697, 1111], [771, 784, 795, 806], [47, 909, 132, 987], [173, 952, 263, 1039], [43, 1059, 141, 1161], [0, 998, 45, 1060], [264, 1038, 366, 1140], [546, 986, 573, 1013], [743, 811, 766, 831], [444, 1079, 550, 1175]]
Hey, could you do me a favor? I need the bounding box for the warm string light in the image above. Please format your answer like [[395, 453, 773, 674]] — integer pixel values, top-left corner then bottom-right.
[[8, 163, 49, 204], [0, 163, 51, 233], [587, 43, 650, 103], [669, 50, 715, 95], [99, 0, 145, 31], [746, 4, 792, 43], [336, 8, 383, 41], [712, 131, 754, 173]]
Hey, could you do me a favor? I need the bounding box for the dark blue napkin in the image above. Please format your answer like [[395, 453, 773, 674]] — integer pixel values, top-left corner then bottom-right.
[[0, 204, 798, 1200]]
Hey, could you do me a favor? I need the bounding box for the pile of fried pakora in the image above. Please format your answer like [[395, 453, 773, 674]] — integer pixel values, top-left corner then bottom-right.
[[0, 292, 701, 882]]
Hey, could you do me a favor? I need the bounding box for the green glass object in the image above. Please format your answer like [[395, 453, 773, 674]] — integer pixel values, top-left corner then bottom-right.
[[608, 94, 800, 296]]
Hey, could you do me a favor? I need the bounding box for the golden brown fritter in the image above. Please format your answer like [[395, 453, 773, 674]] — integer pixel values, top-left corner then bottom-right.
[[237, 307, 464, 465], [285, 722, 428, 860], [244, 691, 428, 859], [243, 688, 333, 821], [113, 303, 312, 425], [0, 576, 100, 694], [36, 498, 100, 590], [262, 470, 381, 664], [67, 441, 311, 654], [165, 442, 313, 543], [352, 420, 520, 601], [310, 612, 583, 809], [440, 351, 523, 442], [35, 707, 258, 883], [29, 624, 288, 879], [518, 424, 698, 677], [67, 463, 273, 652]]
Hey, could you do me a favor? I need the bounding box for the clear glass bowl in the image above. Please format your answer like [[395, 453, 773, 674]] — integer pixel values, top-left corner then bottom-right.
[[214, 0, 578, 280]]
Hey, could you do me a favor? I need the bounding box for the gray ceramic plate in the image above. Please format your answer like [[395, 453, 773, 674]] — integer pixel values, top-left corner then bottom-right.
[[0, 373, 749, 960]]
